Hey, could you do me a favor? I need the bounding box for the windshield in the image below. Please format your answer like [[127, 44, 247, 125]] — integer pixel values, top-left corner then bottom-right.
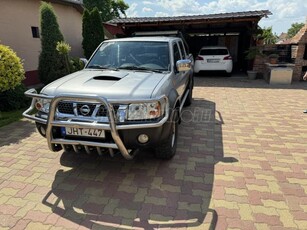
[[200, 48, 229, 55], [86, 41, 170, 72]]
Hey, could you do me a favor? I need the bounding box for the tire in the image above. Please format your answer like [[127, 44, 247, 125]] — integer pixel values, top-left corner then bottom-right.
[[184, 79, 193, 106], [155, 110, 179, 159]]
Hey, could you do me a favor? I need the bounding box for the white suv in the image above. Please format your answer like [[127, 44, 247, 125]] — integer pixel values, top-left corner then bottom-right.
[[194, 46, 233, 75]]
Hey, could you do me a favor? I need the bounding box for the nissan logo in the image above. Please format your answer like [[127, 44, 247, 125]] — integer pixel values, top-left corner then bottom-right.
[[80, 105, 90, 116]]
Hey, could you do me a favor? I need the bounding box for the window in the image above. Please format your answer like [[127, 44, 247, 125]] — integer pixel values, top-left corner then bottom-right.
[[178, 41, 186, 57], [200, 48, 228, 55], [87, 41, 170, 71], [173, 43, 181, 64], [31, 27, 40, 38]]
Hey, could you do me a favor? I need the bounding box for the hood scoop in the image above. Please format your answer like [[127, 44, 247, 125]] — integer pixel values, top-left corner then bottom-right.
[[93, 76, 121, 81]]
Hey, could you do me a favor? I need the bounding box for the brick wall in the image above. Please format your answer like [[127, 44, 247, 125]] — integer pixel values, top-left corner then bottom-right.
[[293, 31, 307, 80], [253, 44, 292, 76]]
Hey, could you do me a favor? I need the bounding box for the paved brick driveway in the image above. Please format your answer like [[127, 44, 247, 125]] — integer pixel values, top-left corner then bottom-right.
[[0, 77, 307, 230]]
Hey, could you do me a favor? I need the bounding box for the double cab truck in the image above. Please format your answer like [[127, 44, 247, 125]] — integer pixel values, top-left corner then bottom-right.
[[23, 37, 194, 160]]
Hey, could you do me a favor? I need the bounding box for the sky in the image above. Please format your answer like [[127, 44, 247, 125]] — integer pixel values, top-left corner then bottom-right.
[[124, 0, 307, 35]]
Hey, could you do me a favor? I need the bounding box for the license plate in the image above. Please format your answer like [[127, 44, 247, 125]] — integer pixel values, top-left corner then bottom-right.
[[62, 127, 105, 138], [207, 59, 219, 63]]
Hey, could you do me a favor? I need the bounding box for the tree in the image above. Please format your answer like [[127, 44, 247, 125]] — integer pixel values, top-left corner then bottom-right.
[[287, 22, 305, 38], [82, 7, 104, 59], [83, 0, 129, 22], [261, 27, 278, 45], [38, 2, 66, 85]]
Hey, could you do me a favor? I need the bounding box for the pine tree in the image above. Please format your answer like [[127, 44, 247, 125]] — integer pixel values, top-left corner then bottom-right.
[[38, 2, 66, 85], [82, 9, 92, 59], [82, 7, 104, 59]]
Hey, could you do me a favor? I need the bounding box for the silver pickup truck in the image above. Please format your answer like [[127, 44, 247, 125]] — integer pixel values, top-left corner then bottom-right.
[[23, 37, 194, 160]]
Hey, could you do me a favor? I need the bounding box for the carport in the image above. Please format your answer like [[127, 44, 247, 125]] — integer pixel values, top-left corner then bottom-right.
[[106, 10, 271, 72]]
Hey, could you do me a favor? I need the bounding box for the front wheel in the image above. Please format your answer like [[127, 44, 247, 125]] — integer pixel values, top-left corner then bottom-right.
[[155, 110, 179, 159]]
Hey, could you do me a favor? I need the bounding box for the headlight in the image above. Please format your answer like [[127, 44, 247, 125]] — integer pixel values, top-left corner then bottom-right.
[[127, 101, 163, 121], [35, 98, 51, 113]]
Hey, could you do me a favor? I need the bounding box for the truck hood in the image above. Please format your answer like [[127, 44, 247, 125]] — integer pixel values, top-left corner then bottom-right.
[[41, 69, 166, 99]]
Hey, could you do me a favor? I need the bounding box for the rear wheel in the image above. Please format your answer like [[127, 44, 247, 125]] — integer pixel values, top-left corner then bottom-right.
[[155, 110, 179, 159]]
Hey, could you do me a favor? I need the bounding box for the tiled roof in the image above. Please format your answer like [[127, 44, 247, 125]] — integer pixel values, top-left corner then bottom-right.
[[47, 0, 83, 12], [108, 10, 271, 24], [290, 25, 307, 44], [278, 25, 307, 44]]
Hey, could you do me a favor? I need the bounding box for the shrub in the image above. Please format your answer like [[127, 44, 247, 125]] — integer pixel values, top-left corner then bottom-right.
[[38, 2, 66, 85], [0, 84, 30, 111], [70, 57, 85, 72], [82, 7, 104, 59], [56, 41, 71, 74], [56, 42, 84, 74], [0, 44, 25, 92]]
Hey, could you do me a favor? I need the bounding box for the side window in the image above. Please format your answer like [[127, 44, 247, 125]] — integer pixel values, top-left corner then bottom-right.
[[173, 43, 181, 65], [178, 41, 186, 58]]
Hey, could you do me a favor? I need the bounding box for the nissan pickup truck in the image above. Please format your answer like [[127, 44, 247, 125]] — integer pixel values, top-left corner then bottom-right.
[[23, 37, 194, 160]]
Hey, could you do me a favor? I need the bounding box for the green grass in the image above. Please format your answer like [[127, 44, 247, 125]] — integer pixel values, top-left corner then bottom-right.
[[0, 108, 25, 128]]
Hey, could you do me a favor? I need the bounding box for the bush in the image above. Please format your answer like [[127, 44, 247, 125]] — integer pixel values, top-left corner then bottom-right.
[[70, 57, 85, 72], [56, 41, 71, 75], [38, 2, 66, 85], [0, 44, 25, 92], [0, 84, 30, 111], [56, 42, 84, 74]]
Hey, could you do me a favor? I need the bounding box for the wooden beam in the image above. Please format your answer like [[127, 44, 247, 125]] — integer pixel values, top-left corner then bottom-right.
[[118, 17, 262, 28]]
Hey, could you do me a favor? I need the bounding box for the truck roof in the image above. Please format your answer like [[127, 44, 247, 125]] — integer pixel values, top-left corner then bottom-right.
[[104, 36, 181, 43]]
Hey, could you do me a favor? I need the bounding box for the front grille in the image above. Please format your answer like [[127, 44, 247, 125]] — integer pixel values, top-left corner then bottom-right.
[[58, 102, 74, 114], [77, 103, 96, 116], [97, 106, 107, 117], [56, 101, 118, 117]]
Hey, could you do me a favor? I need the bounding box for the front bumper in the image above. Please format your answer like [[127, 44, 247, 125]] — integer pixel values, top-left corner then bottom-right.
[[23, 89, 169, 159]]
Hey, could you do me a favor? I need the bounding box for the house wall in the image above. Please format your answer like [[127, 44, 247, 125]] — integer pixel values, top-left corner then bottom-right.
[[0, 0, 83, 85]]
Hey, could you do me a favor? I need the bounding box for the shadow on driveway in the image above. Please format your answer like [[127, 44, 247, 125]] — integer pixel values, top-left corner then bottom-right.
[[0, 119, 36, 147], [42, 99, 237, 229]]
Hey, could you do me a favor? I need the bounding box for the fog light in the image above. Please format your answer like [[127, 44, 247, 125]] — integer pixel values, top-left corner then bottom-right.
[[138, 134, 149, 144]]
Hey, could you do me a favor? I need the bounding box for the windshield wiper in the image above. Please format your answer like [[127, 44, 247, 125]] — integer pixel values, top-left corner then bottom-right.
[[118, 66, 164, 73], [86, 64, 118, 71]]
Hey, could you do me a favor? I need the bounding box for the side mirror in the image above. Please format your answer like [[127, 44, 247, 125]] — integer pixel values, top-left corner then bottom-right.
[[80, 58, 88, 66], [176, 59, 192, 72]]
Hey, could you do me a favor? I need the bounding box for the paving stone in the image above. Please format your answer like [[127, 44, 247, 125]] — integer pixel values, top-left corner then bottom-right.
[[262, 200, 289, 210], [277, 209, 298, 228], [25, 222, 52, 230]]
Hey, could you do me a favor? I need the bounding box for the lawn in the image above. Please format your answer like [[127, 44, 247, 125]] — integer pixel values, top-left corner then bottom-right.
[[0, 108, 25, 128]]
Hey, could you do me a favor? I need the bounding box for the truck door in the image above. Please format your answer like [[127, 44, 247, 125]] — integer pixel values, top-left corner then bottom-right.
[[178, 40, 190, 88], [173, 41, 188, 99]]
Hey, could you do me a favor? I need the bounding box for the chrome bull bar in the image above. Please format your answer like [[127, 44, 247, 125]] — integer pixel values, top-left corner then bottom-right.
[[23, 89, 169, 160]]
